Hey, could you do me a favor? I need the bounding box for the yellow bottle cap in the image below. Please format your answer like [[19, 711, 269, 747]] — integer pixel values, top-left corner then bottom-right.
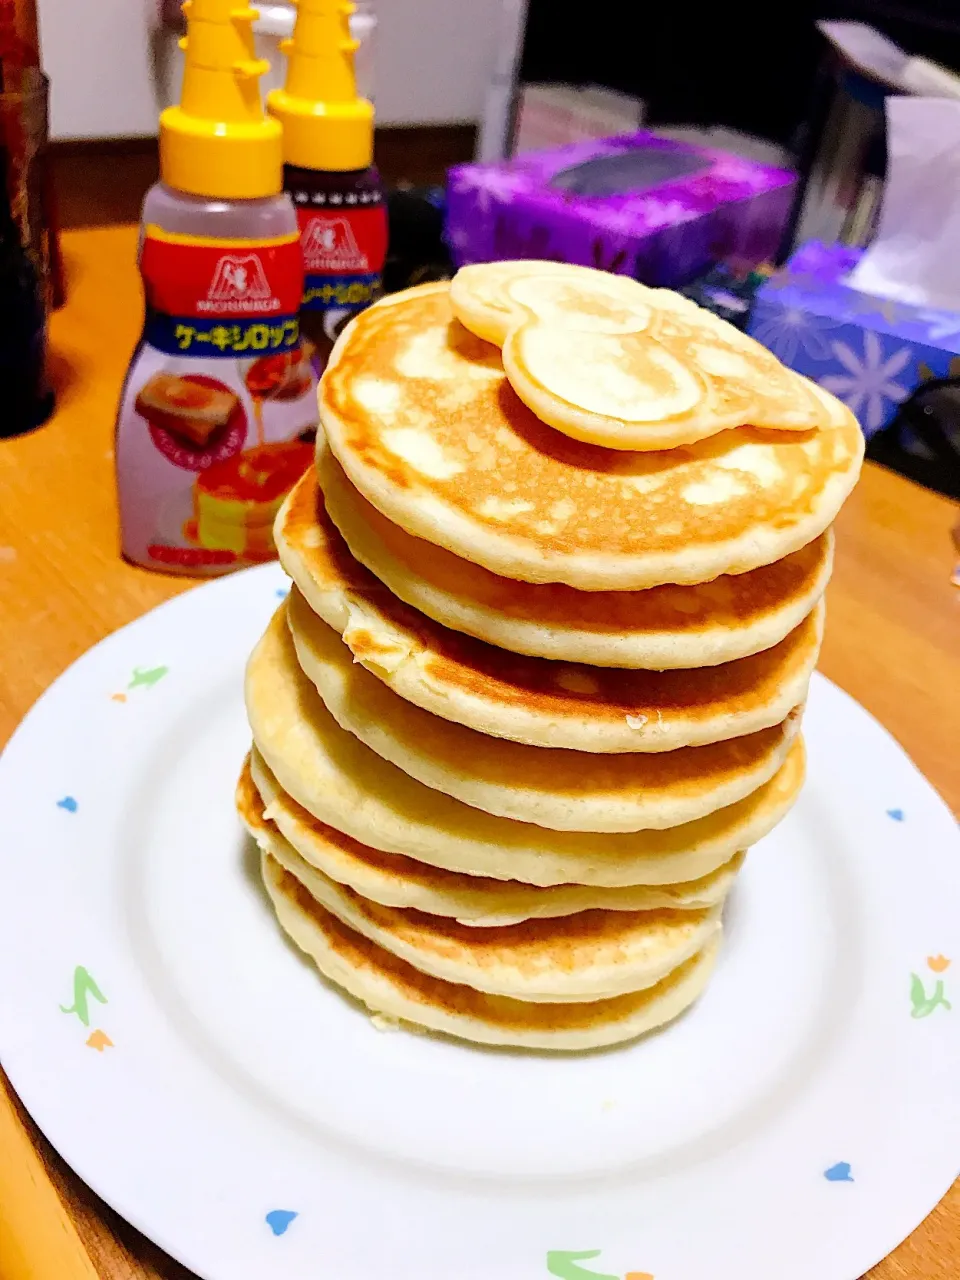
[[268, 0, 374, 172], [160, 0, 283, 200]]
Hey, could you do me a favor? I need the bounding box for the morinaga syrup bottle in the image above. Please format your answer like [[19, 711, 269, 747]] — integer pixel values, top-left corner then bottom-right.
[[115, 0, 317, 575], [269, 0, 387, 376]]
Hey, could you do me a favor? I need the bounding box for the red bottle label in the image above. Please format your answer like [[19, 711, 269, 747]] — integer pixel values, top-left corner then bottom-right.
[[296, 205, 387, 311], [141, 227, 304, 355]]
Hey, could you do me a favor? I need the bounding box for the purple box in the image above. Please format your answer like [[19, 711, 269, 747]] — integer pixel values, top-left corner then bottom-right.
[[749, 241, 960, 436], [446, 132, 796, 289]]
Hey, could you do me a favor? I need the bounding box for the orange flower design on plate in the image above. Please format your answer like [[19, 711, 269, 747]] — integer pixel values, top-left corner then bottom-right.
[[927, 955, 951, 973]]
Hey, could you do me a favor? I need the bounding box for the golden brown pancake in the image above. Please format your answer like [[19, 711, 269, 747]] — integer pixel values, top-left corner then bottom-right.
[[283, 600, 803, 832], [449, 260, 640, 346], [316, 451, 834, 669], [450, 264, 827, 450], [319, 282, 864, 588], [245, 608, 807, 886], [260, 826, 721, 1002], [241, 751, 744, 925], [262, 853, 722, 1049], [279, 478, 822, 751]]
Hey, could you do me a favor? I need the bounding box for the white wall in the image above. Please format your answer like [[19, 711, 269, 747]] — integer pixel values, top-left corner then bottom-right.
[[38, 0, 505, 140], [375, 0, 500, 127], [39, 0, 161, 138]]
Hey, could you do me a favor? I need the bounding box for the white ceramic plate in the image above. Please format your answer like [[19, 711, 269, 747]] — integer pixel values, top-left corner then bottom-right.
[[0, 562, 958, 1280]]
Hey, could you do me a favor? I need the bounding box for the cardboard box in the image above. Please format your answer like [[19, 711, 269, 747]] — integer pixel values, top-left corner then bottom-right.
[[446, 132, 795, 289], [748, 241, 960, 435]]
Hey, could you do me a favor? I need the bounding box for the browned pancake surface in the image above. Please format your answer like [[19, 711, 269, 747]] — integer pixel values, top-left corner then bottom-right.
[[310, 459, 833, 642], [281, 473, 821, 749], [266, 856, 715, 1034], [320, 285, 863, 586]]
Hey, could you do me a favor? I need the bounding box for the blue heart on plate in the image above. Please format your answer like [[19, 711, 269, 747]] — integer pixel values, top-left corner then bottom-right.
[[56, 796, 78, 813], [824, 1162, 853, 1182], [265, 1209, 298, 1236], [886, 808, 905, 822]]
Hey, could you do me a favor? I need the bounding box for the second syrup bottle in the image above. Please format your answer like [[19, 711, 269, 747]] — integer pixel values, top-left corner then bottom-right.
[[269, 0, 387, 376]]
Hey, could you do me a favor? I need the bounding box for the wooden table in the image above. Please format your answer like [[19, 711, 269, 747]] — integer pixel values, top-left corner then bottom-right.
[[1, 226, 958, 1280]]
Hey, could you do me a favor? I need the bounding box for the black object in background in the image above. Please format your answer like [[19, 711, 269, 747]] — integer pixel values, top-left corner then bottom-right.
[[0, 144, 52, 438], [867, 376, 960, 502], [520, 0, 960, 152], [384, 187, 452, 294], [520, 0, 824, 147]]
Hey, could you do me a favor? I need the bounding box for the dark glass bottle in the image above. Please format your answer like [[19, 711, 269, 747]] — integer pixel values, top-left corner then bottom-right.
[[0, 144, 52, 437], [284, 161, 387, 375]]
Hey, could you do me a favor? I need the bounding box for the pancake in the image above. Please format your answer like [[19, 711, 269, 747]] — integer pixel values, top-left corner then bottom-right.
[[280, 488, 823, 750], [318, 281, 863, 589], [449, 261, 645, 346], [263, 853, 722, 1049], [243, 752, 744, 925], [258, 825, 720, 1001], [317, 450, 835, 669], [451, 259, 778, 350], [452, 260, 756, 348], [283, 600, 803, 831], [246, 608, 806, 885], [456, 266, 826, 451]]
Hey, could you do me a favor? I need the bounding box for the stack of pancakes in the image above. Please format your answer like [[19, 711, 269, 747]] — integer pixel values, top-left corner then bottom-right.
[[239, 261, 864, 1051]]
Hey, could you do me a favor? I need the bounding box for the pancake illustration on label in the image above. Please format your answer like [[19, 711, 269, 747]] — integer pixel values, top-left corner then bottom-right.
[[238, 259, 864, 1050], [185, 441, 314, 565]]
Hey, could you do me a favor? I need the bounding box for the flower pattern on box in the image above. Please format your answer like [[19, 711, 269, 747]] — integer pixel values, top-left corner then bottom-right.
[[820, 331, 912, 432], [750, 299, 839, 364], [449, 167, 526, 214], [628, 197, 697, 235]]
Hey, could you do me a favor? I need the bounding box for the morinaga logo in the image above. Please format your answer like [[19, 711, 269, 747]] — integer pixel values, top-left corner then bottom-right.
[[199, 254, 279, 313], [302, 216, 369, 272]]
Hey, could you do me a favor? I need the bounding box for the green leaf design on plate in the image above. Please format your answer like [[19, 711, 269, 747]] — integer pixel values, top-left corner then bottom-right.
[[910, 973, 927, 1015], [59, 966, 107, 1027], [128, 665, 169, 691], [910, 973, 952, 1019], [546, 1250, 619, 1280]]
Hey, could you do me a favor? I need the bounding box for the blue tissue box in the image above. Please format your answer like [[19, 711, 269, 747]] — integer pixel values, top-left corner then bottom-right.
[[748, 242, 960, 436]]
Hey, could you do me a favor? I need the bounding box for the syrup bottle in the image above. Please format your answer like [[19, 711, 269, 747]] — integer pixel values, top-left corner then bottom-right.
[[269, 0, 387, 376], [115, 0, 317, 575]]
